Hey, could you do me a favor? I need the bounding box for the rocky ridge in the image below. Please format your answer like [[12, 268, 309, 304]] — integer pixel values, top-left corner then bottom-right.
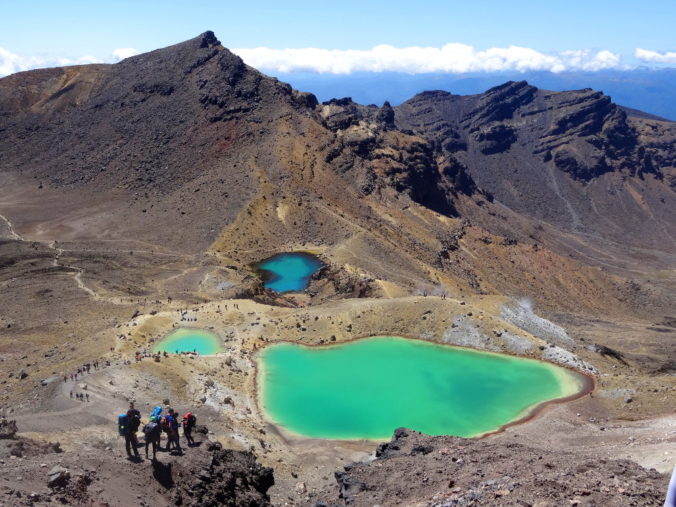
[[395, 82, 676, 248], [313, 428, 670, 506]]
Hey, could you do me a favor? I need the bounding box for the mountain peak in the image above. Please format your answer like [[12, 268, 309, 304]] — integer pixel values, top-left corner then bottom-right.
[[198, 30, 220, 48]]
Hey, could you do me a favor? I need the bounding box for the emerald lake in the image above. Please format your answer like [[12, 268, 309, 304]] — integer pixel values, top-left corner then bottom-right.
[[258, 336, 588, 440], [256, 252, 323, 292], [153, 328, 222, 355]]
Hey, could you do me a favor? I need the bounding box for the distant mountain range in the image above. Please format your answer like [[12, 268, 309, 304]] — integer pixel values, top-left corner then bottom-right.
[[273, 69, 676, 121]]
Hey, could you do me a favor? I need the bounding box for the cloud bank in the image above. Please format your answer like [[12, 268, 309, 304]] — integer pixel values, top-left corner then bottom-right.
[[2, 44, 674, 79], [635, 48, 676, 64], [0, 47, 138, 77], [233, 44, 622, 74]]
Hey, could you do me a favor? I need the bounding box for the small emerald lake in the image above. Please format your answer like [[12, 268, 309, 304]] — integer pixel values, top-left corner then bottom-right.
[[256, 252, 323, 292], [153, 328, 222, 355], [257, 336, 589, 440]]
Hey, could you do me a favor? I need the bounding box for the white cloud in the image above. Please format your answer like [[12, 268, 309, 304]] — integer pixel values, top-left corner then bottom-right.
[[635, 48, 676, 64], [57, 55, 100, 66], [559, 49, 621, 71], [112, 48, 139, 61], [0, 43, 638, 79], [0, 47, 45, 76], [233, 44, 623, 74], [0, 48, 137, 77]]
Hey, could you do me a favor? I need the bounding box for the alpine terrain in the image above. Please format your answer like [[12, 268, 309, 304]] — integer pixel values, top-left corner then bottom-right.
[[0, 31, 674, 505]]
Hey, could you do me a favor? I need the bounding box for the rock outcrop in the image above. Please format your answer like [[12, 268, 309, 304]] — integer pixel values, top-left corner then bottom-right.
[[172, 443, 274, 506], [314, 428, 670, 506], [0, 424, 273, 507]]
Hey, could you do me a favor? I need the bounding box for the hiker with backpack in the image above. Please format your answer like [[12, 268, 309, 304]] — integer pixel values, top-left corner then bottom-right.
[[128, 402, 141, 432], [142, 416, 162, 460], [165, 408, 182, 453], [118, 402, 141, 459], [118, 413, 139, 459], [182, 411, 196, 446]]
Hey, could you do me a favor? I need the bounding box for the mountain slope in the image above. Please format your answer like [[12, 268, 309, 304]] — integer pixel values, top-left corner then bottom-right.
[[0, 31, 320, 251], [0, 32, 674, 315], [2, 34, 674, 257]]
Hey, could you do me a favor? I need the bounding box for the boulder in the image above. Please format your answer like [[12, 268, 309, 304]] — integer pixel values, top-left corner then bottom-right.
[[0, 419, 18, 439], [335, 471, 367, 500], [47, 465, 70, 488]]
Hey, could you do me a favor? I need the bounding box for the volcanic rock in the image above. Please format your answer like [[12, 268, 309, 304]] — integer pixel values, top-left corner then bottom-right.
[[313, 429, 670, 506], [47, 465, 70, 488]]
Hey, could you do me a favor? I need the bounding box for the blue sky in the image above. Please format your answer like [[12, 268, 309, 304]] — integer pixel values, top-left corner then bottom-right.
[[1, 0, 675, 76]]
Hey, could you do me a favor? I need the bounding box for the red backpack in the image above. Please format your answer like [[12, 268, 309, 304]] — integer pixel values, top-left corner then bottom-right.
[[183, 412, 196, 427]]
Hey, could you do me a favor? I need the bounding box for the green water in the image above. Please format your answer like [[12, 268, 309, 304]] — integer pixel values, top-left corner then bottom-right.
[[258, 336, 586, 440], [256, 252, 323, 292], [153, 328, 222, 355]]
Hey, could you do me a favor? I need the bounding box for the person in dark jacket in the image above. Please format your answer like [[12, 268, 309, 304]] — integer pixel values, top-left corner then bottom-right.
[[128, 402, 141, 431], [142, 416, 162, 460], [125, 402, 141, 458]]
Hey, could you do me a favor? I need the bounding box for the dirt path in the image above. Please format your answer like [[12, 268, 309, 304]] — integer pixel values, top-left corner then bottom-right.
[[45, 239, 144, 305], [13, 368, 126, 434], [48, 240, 110, 303]]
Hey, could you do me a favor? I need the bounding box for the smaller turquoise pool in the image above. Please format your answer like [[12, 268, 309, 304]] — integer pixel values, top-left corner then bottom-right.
[[256, 252, 323, 292], [153, 328, 222, 355]]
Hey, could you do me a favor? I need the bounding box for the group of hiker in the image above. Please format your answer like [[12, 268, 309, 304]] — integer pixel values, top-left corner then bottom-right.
[[133, 351, 167, 363], [70, 391, 89, 401], [118, 402, 197, 461], [63, 361, 105, 382], [130, 350, 200, 365]]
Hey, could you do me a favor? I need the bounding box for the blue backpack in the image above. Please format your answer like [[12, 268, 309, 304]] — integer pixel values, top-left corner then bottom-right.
[[118, 413, 129, 436], [150, 406, 162, 421]]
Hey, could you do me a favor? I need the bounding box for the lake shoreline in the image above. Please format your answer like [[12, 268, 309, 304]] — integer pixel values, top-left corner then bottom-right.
[[252, 251, 324, 293], [254, 335, 595, 441], [153, 327, 224, 355]]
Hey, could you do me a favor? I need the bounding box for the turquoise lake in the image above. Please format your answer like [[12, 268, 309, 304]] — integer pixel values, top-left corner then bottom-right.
[[256, 252, 323, 292], [258, 336, 588, 440], [153, 328, 222, 355]]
